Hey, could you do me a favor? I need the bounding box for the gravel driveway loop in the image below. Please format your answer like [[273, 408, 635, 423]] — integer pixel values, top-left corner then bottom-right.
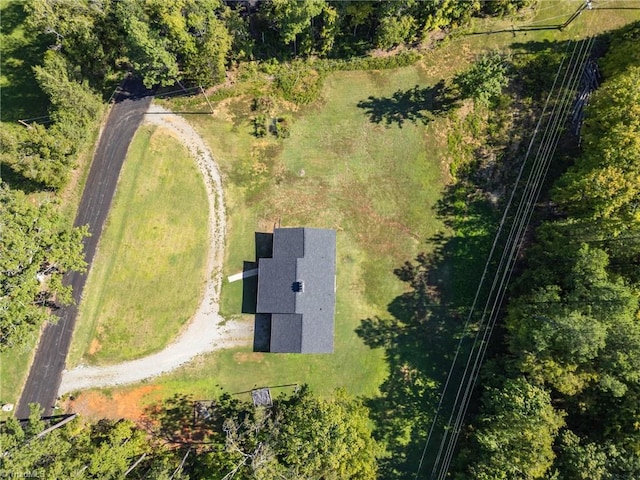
[[59, 104, 249, 395]]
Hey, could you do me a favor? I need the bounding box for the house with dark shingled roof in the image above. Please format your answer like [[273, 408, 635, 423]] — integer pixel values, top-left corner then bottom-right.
[[256, 228, 336, 353]]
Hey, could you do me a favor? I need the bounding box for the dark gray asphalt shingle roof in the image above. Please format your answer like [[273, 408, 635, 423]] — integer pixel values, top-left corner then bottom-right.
[[270, 314, 303, 353], [256, 256, 297, 313], [256, 228, 336, 353], [274, 228, 304, 258]]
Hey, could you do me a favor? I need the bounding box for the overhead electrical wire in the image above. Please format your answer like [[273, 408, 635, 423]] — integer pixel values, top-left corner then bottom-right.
[[435, 39, 596, 478], [415, 26, 599, 480], [431, 35, 597, 480], [413, 37, 575, 480]]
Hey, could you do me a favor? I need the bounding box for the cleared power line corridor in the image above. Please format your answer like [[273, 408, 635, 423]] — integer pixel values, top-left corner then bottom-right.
[[416, 35, 599, 480]]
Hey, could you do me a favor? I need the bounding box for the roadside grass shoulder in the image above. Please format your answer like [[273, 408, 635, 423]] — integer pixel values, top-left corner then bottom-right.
[[0, 343, 34, 418], [68, 125, 210, 366]]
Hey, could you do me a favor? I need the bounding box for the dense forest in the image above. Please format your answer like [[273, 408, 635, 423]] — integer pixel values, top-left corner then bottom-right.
[[2, 0, 639, 478], [452, 23, 640, 479], [19, 0, 533, 89]]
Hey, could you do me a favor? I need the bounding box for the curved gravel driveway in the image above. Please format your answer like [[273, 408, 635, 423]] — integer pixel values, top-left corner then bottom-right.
[[59, 104, 249, 395]]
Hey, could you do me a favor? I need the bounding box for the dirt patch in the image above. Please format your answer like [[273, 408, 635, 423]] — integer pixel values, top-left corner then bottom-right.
[[370, 45, 408, 58], [233, 352, 265, 363], [87, 338, 102, 356], [66, 385, 162, 421], [214, 96, 248, 123]]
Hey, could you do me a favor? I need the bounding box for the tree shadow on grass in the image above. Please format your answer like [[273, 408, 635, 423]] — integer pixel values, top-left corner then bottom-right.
[[0, 7, 50, 122], [0, 1, 26, 36], [357, 181, 499, 478], [0, 161, 52, 193], [357, 81, 458, 128]]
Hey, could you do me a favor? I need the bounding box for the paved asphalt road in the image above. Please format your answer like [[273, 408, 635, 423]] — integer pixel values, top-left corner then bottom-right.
[[16, 80, 152, 419]]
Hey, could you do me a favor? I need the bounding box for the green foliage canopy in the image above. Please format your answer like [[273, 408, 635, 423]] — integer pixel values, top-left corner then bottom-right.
[[263, 0, 327, 55], [0, 405, 174, 479], [454, 22, 640, 479], [553, 66, 640, 237], [0, 187, 89, 351], [462, 377, 565, 480], [25, 0, 234, 89], [151, 386, 380, 479], [507, 244, 640, 397], [1, 50, 102, 190], [453, 51, 510, 106]]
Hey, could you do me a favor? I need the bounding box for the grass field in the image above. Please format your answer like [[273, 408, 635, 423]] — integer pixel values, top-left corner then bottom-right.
[[67, 125, 210, 366], [21, 0, 640, 416], [76, 64, 452, 403], [65, 0, 640, 409]]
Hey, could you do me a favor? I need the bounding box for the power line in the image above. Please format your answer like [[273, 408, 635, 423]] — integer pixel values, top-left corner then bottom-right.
[[431, 36, 597, 480], [414, 37, 575, 480], [438, 38, 595, 478], [417, 31, 598, 480]]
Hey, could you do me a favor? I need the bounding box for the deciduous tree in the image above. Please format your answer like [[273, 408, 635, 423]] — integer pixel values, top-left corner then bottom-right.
[[263, 0, 325, 55], [0, 187, 88, 350], [462, 377, 565, 480], [115, 0, 180, 88], [149, 386, 380, 479], [0, 405, 175, 479], [453, 52, 510, 106]]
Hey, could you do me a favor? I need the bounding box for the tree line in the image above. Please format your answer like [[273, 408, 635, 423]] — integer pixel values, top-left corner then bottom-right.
[[1, 50, 103, 190], [452, 22, 640, 479], [1, 386, 378, 479], [0, 186, 89, 351], [21, 0, 533, 90]]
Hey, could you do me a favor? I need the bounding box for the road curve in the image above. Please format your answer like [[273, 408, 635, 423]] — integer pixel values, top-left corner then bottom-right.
[[58, 104, 249, 395], [16, 81, 152, 419]]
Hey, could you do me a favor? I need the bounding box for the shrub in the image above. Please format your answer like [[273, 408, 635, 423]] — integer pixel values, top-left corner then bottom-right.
[[453, 52, 510, 106], [273, 117, 291, 139], [274, 61, 324, 105], [253, 114, 267, 137]]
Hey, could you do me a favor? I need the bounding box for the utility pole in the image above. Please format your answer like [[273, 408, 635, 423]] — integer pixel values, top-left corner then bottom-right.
[[34, 414, 77, 440], [200, 85, 214, 114]]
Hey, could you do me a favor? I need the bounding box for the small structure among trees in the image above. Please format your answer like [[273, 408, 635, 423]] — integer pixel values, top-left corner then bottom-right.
[[250, 388, 273, 408]]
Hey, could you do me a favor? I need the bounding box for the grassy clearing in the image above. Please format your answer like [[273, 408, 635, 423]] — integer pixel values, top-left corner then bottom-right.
[[68, 125, 209, 366], [184, 63, 450, 308], [420, 0, 640, 77], [62, 1, 640, 409], [147, 63, 453, 399]]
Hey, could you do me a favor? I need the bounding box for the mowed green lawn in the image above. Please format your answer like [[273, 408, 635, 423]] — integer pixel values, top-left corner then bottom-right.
[[119, 64, 450, 401], [68, 125, 209, 366]]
